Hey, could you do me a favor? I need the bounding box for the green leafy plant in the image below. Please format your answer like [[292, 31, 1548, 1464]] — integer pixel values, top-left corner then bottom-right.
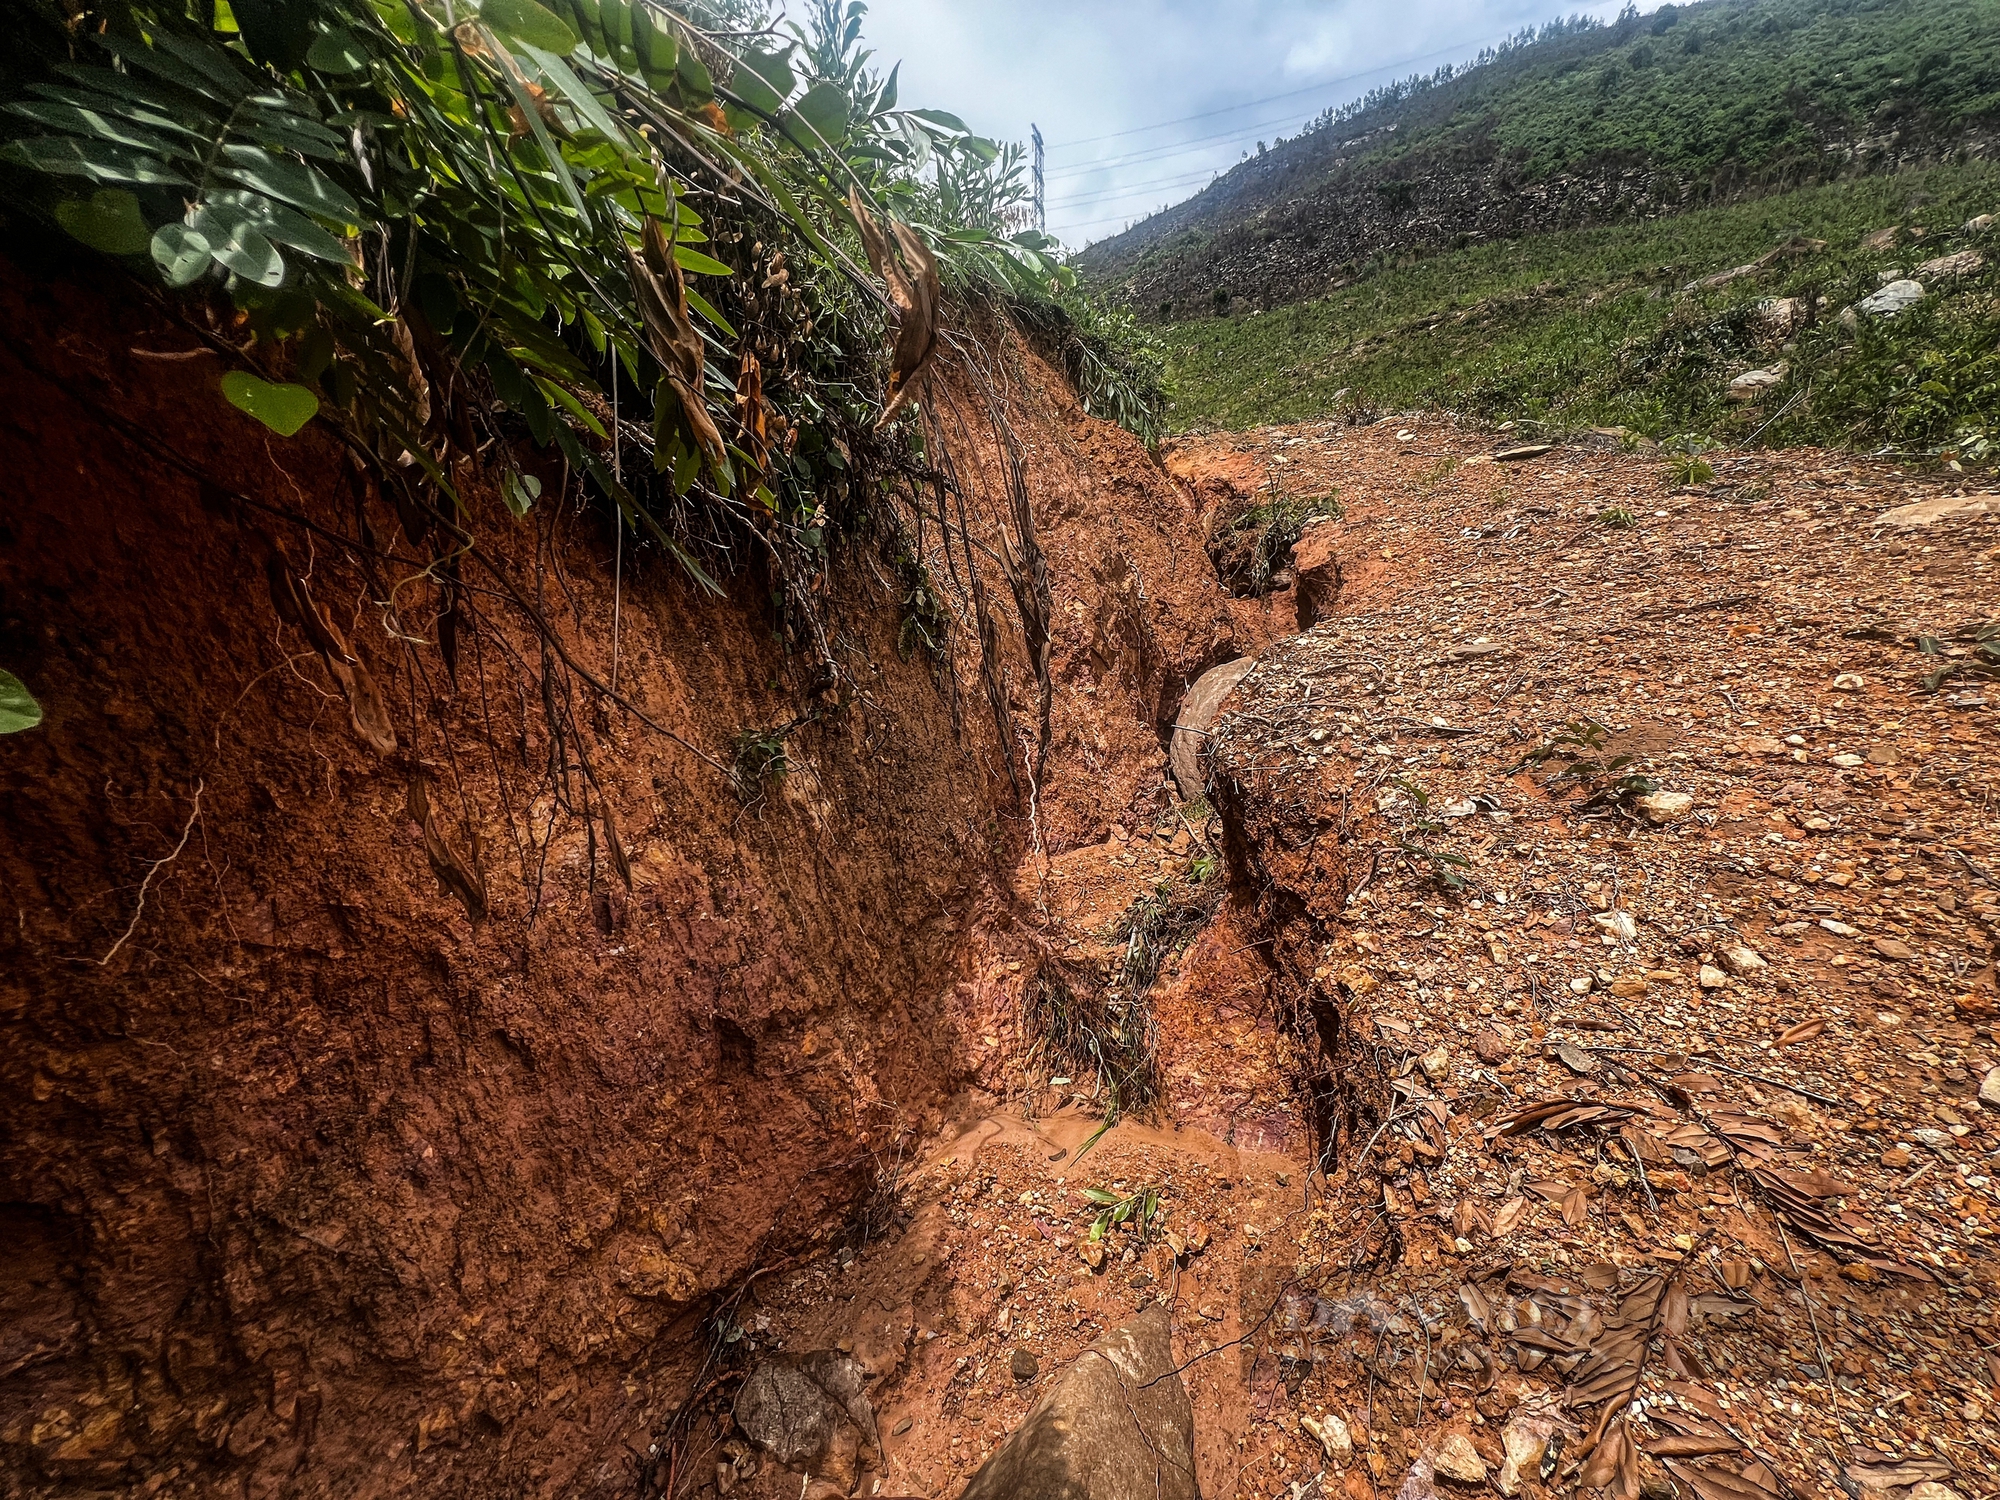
[[1598, 504, 1636, 528], [1515, 716, 1655, 808], [0, 0, 1104, 597], [1662, 437, 1716, 486], [1077, 1183, 1162, 1245], [1213, 481, 1343, 597], [1919, 621, 2000, 691], [730, 725, 790, 800], [0, 671, 43, 734]]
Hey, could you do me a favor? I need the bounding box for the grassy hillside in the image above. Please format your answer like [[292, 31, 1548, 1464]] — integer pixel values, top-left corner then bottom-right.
[[1160, 161, 2000, 460], [1081, 0, 2000, 318]]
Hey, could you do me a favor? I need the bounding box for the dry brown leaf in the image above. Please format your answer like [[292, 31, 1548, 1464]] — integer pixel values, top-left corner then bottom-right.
[[850, 189, 939, 428], [600, 799, 633, 891], [1561, 1185, 1591, 1227], [331, 655, 398, 756], [407, 772, 488, 926], [626, 216, 725, 467], [1661, 1461, 1775, 1500], [1491, 1196, 1529, 1236], [1642, 1434, 1744, 1458], [1775, 1017, 1825, 1047], [1579, 1416, 1629, 1491]]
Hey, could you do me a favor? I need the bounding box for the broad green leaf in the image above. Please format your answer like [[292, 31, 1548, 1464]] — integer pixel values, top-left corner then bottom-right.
[[231, 0, 317, 70], [152, 222, 212, 285], [100, 32, 245, 104], [731, 44, 795, 114], [194, 202, 285, 285], [682, 284, 735, 338], [54, 189, 150, 255], [215, 144, 360, 223], [481, 0, 577, 54], [0, 671, 42, 734], [672, 246, 733, 277], [221, 371, 318, 435], [207, 189, 350, 263], [5, 100, 183, 157], [675, 47, 712, 101], [1080, 1187, 1122, 1204], [500, 470, 542, 516], [603, 0, 636, 70], [875, 61, 899, 115], [522, 44, 626, 144], [241, 104, 349, 160], [960, 135, 1000, 165], [906, 106, 967, 132], [496, 64, 589, 221], [789, 81, 849, 147], [0, 135, 187, 188], [305, 27, 369, 73]]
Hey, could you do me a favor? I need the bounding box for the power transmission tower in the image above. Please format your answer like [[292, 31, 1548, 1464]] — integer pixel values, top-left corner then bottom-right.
[[1031, 123, 1045, 233]]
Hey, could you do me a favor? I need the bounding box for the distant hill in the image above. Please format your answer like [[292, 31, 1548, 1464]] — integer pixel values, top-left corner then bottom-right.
[[1078, 0, 2000, 319]]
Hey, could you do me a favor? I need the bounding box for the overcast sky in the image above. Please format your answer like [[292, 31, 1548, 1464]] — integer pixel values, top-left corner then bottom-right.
[[855, 0, 1655, 246]]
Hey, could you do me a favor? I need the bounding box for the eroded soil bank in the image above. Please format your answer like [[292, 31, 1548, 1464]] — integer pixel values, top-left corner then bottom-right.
[[720, 419, 2000, 1500], [0, 252, 1277, 1498]]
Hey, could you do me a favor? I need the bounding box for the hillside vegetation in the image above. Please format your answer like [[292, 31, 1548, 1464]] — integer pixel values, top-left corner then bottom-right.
[[1161, 161, 2000, 459], [1081, 0, 2000, 319]]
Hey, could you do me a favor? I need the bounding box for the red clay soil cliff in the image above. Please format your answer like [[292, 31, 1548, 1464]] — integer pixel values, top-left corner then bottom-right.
[[0, 253, 1270, 1498]]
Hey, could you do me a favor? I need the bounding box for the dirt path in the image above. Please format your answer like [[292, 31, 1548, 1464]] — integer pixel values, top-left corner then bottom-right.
[[724, 414, 1996, 1500]]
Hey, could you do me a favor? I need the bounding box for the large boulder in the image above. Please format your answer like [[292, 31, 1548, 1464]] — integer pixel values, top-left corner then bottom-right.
[[1170, 658, 1255, 802], [959, 1305, 1197, 1500]]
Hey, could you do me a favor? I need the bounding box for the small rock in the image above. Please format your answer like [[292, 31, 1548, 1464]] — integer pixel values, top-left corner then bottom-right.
[[1833, 673, 1866, 690], [1720, 944, 1766, 976], [1855, 279, 1926, 317], [1881, 1147, 1912, 1168], [1699, 964, 1728, 989], [1609, 974, 1647, 999], [1916, 250, 1983, 282], [1568, 976, 1593, 994], [1474, 1032, 1508, 1064], [1980, 1067, 2000, 1109], [1493, 443, 1555, 462], [1910, 1482, 1967, 1500], [1966, 214, 1995, 236], [1010, 1347, 1039, 1382], [1420, 1045, 1452, 1082], [1819, 918, 1860, 937], [1839, 1262, 1876, 1284], [1726, 364, 1788, 402], [1861, 226, 1901, 253], [1080, 1241, 1106, 1271], [1554, 1043, 1598, 1075], [1634, 790, 1693, 823], [1433, 1432, 1487, 1485], [1497, 1410, 1560, 1496], [1873, 936, 1916, 962], [1303, 1412, 1354, 1464], [1590, 910, 1638, 940]]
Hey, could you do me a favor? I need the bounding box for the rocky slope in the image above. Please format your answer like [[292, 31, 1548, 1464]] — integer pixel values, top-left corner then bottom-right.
[[1078, 0, 2000, 319]]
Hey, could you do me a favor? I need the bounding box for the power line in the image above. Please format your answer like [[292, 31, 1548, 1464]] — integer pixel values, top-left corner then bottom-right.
[[1050, 164, 1226, 209], [1045, 28, 1521, 152], [1046, 107, 1322, 182]]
